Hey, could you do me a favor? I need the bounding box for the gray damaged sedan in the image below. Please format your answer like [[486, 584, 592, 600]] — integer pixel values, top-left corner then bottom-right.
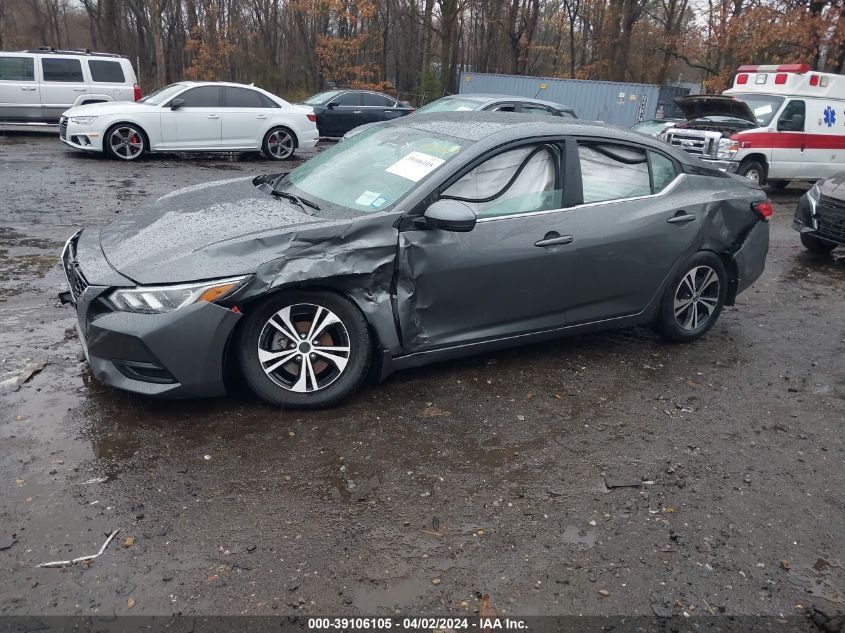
[[61, 113, 772, 408]]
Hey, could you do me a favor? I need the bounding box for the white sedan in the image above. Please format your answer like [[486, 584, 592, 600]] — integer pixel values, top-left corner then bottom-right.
[[59, 81, 319, 161]]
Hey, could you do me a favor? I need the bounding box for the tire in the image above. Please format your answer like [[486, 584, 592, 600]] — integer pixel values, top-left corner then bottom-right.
[[656, 251, 728, 343], [261, 127, 296, 160], [767, 179, 789, 191], [104, 123, 147, 161], [238, 290, 371, 408], [800, 232, 837, 254], [737, 159, 766, 184]]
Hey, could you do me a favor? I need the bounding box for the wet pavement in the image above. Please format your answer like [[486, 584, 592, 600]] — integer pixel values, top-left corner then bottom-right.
[[1, 130, 843, 619]]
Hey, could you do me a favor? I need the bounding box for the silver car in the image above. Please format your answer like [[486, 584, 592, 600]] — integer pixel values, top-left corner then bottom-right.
[[60, 113, 771, 408]]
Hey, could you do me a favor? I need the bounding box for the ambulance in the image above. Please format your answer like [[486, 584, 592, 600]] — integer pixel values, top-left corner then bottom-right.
[[662, 64, 845, 187]]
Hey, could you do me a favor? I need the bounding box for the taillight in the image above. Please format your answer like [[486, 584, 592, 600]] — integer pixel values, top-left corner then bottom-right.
[[133, 83, 141, 101], [753, 200, 774, 221], [307, 114, 316, 122]]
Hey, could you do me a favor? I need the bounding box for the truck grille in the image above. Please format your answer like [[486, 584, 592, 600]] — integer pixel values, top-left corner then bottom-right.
[[59, 117, 68, 140], [61, 232, 88, 302], [664, 129, 720, 159], [816, 195, 845, 242]]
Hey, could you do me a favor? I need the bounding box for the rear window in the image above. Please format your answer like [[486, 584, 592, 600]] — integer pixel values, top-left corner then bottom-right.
[[0, 57, 35, 81], [42, 58, 84, 82], [579, 144, 651, 203], [361, 93, 394, 107], [88, 59, 125, 83]]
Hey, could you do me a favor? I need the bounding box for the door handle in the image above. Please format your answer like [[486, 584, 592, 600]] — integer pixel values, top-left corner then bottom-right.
[[20, 86, 37, 91], [667, 211, 696, 225], [207, 114, 219, 119], [534, 234, 574, 247], [352, 110, 362, 114], [256, 114, 268, 119], [73, 87, 87, 92]]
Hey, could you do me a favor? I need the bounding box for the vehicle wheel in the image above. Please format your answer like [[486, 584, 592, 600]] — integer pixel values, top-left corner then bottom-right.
[[238, 290, 371, 408], [656, 251, 727, 343], [262, 127, 296, 160], [104, 123, 146, 161], [737, 159, 765, 184], [800, 233, 837, 254]]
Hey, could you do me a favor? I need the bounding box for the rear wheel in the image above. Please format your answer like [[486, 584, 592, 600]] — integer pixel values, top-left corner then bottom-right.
[[800, 233, 837, 254], [262, 127, 296, 160], [656, 251, 727, 343], [104, 123, 146, 161], [737, 159, 766, 184], [238, 291, 371, 408]]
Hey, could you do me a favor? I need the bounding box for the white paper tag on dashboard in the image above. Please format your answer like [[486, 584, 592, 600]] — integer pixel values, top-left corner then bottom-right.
[[386, 152, 445, 182]]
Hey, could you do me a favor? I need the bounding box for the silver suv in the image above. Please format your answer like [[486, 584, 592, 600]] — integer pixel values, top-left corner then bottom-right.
[[0, 48, 139, 124]]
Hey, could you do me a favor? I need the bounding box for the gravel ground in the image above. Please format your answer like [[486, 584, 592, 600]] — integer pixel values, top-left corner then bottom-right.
[[0, 130, 843, 624]]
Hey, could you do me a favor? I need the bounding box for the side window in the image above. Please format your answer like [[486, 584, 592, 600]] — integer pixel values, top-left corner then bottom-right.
[[88, 60, 125, 83], [649, 151, 678, 193], [41, 58, 84, 82], [177, 86, 223, 108], [0, 57, 35, 81], [578, 143, 651, 203], [333, 92, 362, 106], [778, 100, 805, 131], [225, 86, 267, 108], [521, 104, 554, 116], [442, 145, 560, 218], [361, 93, 394, 107]]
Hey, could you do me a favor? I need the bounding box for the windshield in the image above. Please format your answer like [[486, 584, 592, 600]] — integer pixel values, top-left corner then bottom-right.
[[278, 126, 468, 214], [139, 83, 188, 106], [304, 90, 342, 105], [417, 97, 484, 113], [729, 94, 785, 126]]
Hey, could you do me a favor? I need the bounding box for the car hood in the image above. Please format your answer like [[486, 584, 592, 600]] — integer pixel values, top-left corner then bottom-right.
[[674, 95, 757, 125], [98, 177, 362, 284], [64, 100, 159, 117], [818, 172, 845, 198]]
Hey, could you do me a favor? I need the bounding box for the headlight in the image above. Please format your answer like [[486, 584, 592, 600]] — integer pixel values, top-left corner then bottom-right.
[[808, 180, 822, 201], [716, 138, 740, 159], [105, 276, 247, 314], [69, 116, 98, 125]]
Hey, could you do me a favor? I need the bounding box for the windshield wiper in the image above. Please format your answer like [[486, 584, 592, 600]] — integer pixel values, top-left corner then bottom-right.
[[270, 190, 321, 214]]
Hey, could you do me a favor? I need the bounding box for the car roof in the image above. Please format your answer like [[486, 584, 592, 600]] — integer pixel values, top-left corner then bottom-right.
[[175, 81, 267, 89], [438, 93, 575, 111], [385, 111, 695, 162]]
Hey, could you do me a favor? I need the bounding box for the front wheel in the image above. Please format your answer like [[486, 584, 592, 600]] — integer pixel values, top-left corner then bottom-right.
[[800, 233, 837, 254], [262, 127, 296, 160], [737, 159, 765, 184], [656, 251, 728, 343], [238, 291, 371, 408], [104, 123, 146, 161]]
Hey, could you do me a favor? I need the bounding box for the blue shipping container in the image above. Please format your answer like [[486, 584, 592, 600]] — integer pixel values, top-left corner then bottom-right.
[[459, 72, 659, 127]]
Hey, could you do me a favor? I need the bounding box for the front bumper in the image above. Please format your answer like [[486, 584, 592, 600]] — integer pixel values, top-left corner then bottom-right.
[[61, 231, 242, 398], [59, 117, 104, 152], [792, 193, 845, 246]]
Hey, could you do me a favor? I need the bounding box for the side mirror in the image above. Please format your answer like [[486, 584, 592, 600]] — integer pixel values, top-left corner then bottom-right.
[[423, 199, 477, 232], [327, 102, 338, 110], [170, 98, 186, 110]]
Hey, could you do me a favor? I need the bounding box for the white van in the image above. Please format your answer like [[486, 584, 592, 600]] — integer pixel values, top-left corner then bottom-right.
[[0, 48, 139, 124], [662, 64, 845, 187]]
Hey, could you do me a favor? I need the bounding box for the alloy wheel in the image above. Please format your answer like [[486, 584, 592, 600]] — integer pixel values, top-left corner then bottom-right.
[[673, 265, 720, 331], [109, 126, 144, 160], [257, 303, 351, 393], [266, 130, 294, 159], [744, 168, 761, 183]]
